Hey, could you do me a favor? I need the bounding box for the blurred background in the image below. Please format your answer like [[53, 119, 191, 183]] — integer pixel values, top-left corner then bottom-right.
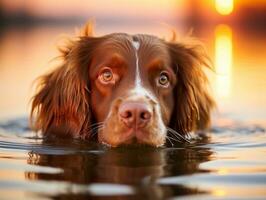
[[0, 0, 266, 124]]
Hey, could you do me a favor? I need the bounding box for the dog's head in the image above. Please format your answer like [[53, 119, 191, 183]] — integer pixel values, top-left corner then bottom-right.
[[31, 22, 215, 147]]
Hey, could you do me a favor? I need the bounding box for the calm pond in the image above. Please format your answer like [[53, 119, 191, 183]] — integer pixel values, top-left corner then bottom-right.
[[0, 23, 266, 199]]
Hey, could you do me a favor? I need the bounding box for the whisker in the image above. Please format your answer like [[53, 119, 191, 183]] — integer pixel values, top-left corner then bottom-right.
[[90, 131, 98, 138], [90, 125, 104, 134], [86, 120, 106, 140], [166, 127, 191, 143], [184, 131, 193, 140], [83, 122, 104, 133], [88, 122, 105, 129], [91, 126, 104, 138], [167, 132, 182, 143], [89, 124, 104, 138], [167, 130, 183, 141], [167, 135, 182, 142], [165, 136, 174, 147]]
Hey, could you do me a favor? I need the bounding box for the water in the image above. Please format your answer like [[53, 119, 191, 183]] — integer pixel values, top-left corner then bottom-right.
[[0, 23, 266, 199], [0, 118, 265, 200]]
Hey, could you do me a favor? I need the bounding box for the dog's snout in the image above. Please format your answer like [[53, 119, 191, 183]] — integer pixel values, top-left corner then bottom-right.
[[119, 102, 152, 128]]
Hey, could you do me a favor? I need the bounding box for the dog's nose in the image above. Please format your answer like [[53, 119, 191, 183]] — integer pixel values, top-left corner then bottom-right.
[[119, 102, 152, 128]]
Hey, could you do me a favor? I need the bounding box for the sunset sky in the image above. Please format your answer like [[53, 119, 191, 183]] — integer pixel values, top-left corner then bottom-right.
[[1, 0, 265, 19]]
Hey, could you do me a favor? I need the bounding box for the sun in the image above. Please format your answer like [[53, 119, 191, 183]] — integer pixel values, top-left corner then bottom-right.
[[215, 0, 234, 15]]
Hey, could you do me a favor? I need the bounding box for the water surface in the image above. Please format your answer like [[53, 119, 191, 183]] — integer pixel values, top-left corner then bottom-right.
[[0, 118, 265, 199]]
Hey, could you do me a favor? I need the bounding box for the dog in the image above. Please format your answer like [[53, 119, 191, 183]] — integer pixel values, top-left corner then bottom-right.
[[31, 22, 215, 147]]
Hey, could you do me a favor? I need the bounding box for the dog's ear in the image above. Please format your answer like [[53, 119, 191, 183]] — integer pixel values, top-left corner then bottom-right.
[[167, 39, 215, 134], [30, 22, 98, 138]]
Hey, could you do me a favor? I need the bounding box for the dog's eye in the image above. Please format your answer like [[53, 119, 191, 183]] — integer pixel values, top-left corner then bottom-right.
[[98, 67, 118, 85], [158, 72, 170, 87], [100, 69, 113, 82], [102, 70, 113, 81]]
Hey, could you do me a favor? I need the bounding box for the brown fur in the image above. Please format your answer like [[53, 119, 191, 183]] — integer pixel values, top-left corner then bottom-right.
[[167, 40, 215, 134], [30, 22, 215, 144]]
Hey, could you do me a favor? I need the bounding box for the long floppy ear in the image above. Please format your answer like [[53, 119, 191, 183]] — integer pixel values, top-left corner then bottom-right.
[[30, 22, 98, 138], [167, 39, 215, 134]]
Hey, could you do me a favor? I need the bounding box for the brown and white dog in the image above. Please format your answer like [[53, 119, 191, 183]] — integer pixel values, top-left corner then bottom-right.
[[31, 22, 215, 147]]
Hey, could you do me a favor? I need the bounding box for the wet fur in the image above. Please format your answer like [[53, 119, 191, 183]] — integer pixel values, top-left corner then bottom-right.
[[30, 22, 215, 141]]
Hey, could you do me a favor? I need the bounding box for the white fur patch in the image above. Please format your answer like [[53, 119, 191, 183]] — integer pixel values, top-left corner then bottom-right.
[[132, 41, 140, 50], [130, 40, 156, 101], [132, 40, 141, 88], [130, 39, 166, 137]]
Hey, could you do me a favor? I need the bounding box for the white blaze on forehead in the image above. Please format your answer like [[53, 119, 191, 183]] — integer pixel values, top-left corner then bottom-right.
[[131, 39, 158, 103], [131, 39, 156, 101], [132, 40, 141, 88], [132, 40, 140, 50]]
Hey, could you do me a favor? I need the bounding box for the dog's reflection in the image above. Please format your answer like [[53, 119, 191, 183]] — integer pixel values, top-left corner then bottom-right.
[[25, 140, 212, 199]]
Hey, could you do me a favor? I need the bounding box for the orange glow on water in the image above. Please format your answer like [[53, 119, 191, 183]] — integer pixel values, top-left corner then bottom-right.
[[215, 0, 234, 15], [213, 189, 227, 196], [217, 168, 229, 175]]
